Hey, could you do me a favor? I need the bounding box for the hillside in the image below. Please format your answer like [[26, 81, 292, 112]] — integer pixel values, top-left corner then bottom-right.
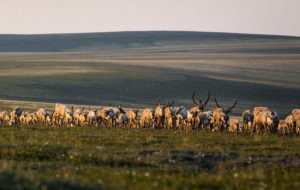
[[0, 31, 300, 53], [0, 31, 299, 118]]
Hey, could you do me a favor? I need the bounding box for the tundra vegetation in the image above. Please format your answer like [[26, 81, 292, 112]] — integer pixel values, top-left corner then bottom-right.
[[0, 32, 299, 189], [0, 99, 299, 189], [0, 126, 299, 189]]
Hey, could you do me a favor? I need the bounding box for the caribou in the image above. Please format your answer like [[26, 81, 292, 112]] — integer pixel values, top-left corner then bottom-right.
[[0, 111, 11, 125], [127, 109, 139, 128], [37, 108, 48, 125], [252, 107, 280, 134], [10, 106, 23, 125], [228, 119, 241, 133], [87, 109, 97, 125], [96, 107, 111, 127], [278, 120, 289, 135], [105, 105, 126, 127], [198, 111, 213, 131], [73, 107, 85, 126], [212, 98, 238, 131], [285, 115, 294, 133], [189, 91, 211, 129], [140, 108, 154, 128], [292, 109, 300, 134], [53, 104, 74, 126], [164, 100, 176, 129], [153, 98, 166, 129], [242, 109, 254, 132]]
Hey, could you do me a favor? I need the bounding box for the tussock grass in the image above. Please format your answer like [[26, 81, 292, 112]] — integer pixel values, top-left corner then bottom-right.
[[0, 126, 299, 189]]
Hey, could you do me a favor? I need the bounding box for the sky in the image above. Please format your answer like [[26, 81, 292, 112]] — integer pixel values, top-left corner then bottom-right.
[[0, 0, 299, 36]]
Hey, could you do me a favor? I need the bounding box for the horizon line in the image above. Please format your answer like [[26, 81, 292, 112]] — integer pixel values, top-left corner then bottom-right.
[[1, 30, 299, 38]]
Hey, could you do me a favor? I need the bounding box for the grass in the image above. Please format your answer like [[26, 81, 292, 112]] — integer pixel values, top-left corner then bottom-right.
[[0, 31, 299, 189], [0, 126, 299, 189]]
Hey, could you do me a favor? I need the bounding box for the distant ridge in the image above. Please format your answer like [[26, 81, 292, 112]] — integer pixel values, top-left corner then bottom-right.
[[0, 31, 299, 52]]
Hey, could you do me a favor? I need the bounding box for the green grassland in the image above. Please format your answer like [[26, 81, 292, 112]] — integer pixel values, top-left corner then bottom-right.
[[0, 126, 299, 189], [0, 31, 299, 189]]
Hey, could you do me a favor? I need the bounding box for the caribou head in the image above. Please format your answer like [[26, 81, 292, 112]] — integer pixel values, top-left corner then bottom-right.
[[118, 105, 126, 114], [192, 91, 210, 111], [214, 98, 238, 124], [214, 98, 238, 114]]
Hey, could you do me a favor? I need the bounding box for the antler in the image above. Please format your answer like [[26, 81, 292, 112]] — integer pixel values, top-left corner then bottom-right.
[[168, 99, 174, 107], [192, 91, 200, 106], [214, 98, 222, 109], [156, 98, 161, 106], [226, 99, 238, 113], [202, 91, 210, 107]]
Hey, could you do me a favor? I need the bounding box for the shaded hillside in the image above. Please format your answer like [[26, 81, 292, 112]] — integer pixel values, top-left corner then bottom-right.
[[0, 31, 300, 53], [0, 31, 299, 117]]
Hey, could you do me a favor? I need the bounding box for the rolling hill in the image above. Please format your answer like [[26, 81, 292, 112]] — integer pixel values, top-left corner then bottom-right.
[[0, 31, 300, 53], [0, 31, 299, 117]]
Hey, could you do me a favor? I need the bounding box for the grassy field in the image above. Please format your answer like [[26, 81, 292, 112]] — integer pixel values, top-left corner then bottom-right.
[[0, 126, 299, 189], [0, 31, 299, 189]]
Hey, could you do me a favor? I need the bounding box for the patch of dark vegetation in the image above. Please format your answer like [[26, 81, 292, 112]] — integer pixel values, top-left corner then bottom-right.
[[0, 171, 100, 190], [0, 145, 70, 161]]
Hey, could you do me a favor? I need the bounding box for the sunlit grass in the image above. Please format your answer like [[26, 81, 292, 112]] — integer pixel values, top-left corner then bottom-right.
[[0, 126, 299, 189]]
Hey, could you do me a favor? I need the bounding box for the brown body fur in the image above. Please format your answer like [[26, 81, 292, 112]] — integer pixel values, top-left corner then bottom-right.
[[127, 109, 139, 128], [242, 109, 253, 132], [140, 108, 153, 128], [37, 108, 47, 125], [228, 119, 240, 133], [292, 109, 300, 134]]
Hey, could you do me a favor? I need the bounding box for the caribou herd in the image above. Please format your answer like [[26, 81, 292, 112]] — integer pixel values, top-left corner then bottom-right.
[[0, 91, 299, 135]]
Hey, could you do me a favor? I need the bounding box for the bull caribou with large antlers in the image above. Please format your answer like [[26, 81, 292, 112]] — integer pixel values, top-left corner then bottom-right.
[[212, 98, 238, 131], [190, 91, 210, 113], [189, 91, 210, 129]]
